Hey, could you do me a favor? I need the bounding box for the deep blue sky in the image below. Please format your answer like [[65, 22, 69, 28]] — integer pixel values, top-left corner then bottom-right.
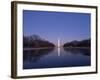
[[23, 10, 91, 45]]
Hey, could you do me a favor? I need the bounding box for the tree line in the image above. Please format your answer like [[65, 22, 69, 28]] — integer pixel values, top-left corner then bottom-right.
[[23, 34, 90, 48], [63, 39, 90, 48], [23, 35, 55, 48]]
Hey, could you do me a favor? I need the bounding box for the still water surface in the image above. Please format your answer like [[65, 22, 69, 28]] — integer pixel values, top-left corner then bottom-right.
[[23, 47, 90, 69]]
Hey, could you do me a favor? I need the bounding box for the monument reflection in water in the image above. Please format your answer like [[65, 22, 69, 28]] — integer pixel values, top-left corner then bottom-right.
[[23, 40, 90, 69]]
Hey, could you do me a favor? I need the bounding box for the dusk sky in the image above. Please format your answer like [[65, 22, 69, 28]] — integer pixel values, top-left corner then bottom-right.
[[23, 10, 91, 45]]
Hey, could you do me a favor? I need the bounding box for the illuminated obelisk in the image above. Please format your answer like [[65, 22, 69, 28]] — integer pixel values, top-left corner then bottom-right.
[[57, 38, 60, 56]]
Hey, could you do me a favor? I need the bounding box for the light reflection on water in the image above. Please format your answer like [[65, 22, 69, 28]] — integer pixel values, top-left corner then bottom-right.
[[23, 47, 91, 69]]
